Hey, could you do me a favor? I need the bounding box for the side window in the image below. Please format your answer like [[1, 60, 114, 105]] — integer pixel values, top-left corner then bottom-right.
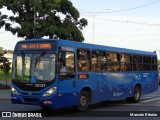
[[143, 56, 151, 71], [92, 50, 106, 71], [152, 57, 157, 71], [59, 51, 75, 79], [16, 55, 22, 77], [107, 52, 120, 71], [77, 49, 91, 72], [121, 54, 132, 71], [133, 55, 142, 71]]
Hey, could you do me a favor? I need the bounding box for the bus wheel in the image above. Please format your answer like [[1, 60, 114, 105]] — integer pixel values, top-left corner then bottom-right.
[[74, 90, 89, 111], [126, 86, 141, 103]]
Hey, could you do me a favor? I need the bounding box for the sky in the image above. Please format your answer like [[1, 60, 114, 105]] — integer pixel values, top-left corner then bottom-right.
[[0, 0, 160, 57]]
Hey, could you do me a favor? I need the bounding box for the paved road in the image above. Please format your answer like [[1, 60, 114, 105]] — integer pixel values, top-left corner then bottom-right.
[[0, 87, 160, 118]]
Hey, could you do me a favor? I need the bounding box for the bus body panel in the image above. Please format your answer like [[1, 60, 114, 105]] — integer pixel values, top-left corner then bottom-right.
[[93, 72, 109, 101], [11, 39, 159, 110], [108, 72, 133, 100], [58, 78, 79, 107], [77, 72, 109, 103], [140, 72, 158, 95]]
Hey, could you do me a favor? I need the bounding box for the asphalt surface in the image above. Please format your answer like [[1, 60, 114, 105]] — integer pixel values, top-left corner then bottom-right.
[[1, 86, 160, 119], [0, 86, 160, 114]]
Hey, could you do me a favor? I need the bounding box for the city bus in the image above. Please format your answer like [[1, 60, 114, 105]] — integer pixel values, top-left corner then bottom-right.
[[11, 39, 159, 111]]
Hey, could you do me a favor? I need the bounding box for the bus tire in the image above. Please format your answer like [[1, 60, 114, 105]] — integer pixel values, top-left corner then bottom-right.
[[126, 86, 141, 103], [74, 90, 89, 112]]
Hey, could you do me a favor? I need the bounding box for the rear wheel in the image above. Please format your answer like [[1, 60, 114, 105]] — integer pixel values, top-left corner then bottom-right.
[[126, 86, 141, 103], [74, 90, 90, 111]]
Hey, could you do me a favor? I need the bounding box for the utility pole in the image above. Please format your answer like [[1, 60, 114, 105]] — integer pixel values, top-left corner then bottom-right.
[[34, 0, 36, 39], [79, 9, 108, 44], [93, 15, 95, 44]]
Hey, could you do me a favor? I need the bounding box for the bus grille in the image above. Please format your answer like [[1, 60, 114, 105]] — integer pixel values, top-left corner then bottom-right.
[[23, 98, 39, 103], [21, 92, 40, 96]]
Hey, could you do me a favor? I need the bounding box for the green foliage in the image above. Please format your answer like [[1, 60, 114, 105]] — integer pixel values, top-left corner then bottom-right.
[[0, 47, 3, 53], [158, 60, 160, 65], [0, 48, 11, 85], [0, 0, 88, 42], [0, 70, 12, 81]]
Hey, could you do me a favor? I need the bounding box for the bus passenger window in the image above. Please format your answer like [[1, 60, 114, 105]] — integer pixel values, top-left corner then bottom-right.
[[133, 55, 142, 71], [77, 49, 91, 72], [107, 52, 120, 71], [143, 56, 151, 71], [92, 50, 106, 71], [152, 57, 157, 71], [120, 54, 132, 71]]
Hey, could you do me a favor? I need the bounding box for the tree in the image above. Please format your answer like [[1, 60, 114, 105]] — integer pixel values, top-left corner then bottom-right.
[[0, 0, 88, 42], [0, 47, 3, 53], [158, 60, 160, 65], [0, 50, 11, 86]]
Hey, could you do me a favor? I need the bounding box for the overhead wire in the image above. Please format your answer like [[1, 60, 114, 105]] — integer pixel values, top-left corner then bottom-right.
[[79, 0, 160, 26], [81, 14, 160, 27], [80, 0, 160, 14]]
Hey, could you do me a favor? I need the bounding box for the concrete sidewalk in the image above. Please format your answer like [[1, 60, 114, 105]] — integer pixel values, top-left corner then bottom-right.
[[0, 89, 11, 100], [0, 80, 11, 100]]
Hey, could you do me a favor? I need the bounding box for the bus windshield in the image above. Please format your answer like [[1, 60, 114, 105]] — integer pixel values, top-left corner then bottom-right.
[[12, 52, 56, 83]]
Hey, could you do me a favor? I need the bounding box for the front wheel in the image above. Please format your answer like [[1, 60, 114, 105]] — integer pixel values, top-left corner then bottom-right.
[[74, 90, 90, 112], [126, 86, 141, 103]]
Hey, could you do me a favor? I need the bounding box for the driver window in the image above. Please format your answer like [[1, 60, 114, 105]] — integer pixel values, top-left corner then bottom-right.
[[59, 51, 75, 79]]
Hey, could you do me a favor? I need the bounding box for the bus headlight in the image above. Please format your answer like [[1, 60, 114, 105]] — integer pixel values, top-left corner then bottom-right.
[[11, 86, 19, 95], [43, 87, 57, 97]]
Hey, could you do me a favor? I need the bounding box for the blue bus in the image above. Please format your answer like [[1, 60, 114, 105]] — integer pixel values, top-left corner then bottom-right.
[[11, 39, 159, 111]]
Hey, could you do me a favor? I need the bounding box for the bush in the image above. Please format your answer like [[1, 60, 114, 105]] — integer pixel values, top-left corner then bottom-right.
[[0, 70, 12, 81]]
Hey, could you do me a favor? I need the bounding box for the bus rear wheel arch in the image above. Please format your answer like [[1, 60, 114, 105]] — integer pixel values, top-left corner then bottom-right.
[[126, 85, 141, 103]]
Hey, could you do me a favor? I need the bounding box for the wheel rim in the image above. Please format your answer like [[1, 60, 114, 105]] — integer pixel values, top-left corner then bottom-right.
[[135, 88, 140, 100], [80, 95, 88, 107]]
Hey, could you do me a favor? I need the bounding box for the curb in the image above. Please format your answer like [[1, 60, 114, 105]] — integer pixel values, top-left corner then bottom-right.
[[0, 89, 11, 101], [0, 97, 11, 100]]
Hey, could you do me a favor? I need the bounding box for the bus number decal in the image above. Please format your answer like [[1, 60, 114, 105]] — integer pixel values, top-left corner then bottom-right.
[[35, 84, 46, 88]]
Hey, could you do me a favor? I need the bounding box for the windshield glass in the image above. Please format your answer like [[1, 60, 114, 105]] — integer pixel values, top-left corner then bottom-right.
[[12, 53, 56, 83]]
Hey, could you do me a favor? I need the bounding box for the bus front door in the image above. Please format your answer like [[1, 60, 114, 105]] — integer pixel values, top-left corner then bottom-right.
[[58, 51, 77, 107], [58, 77, 77, 108]]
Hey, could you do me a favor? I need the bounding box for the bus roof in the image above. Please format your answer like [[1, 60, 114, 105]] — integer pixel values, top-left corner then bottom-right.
[[16, 39, 156, 56]]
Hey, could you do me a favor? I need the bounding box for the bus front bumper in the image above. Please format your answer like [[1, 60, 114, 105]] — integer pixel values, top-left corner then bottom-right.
[[11, 94, 59, 108]]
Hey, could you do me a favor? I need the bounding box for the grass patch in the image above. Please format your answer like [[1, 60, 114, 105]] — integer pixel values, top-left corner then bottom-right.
[[0, 70, 12, 81]]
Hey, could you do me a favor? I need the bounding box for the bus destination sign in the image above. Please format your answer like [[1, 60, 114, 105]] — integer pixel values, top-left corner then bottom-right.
[[21, 43, 51, 49], [18, 42, 56, 50]]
